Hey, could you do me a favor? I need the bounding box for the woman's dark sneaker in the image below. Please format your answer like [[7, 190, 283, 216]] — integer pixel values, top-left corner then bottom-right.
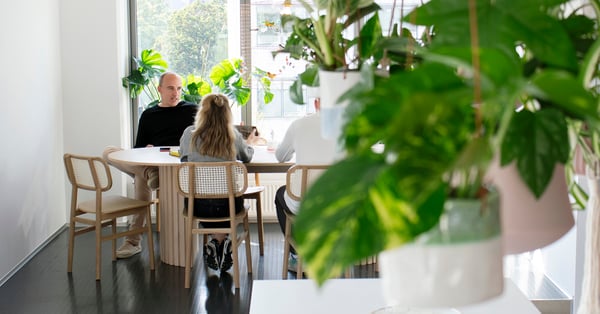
[[220, 238, 233, 272], [203, 238, 220, 271]]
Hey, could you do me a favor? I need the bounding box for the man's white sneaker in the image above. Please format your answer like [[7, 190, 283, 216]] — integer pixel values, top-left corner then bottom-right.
[[116, 241, 142, 259]]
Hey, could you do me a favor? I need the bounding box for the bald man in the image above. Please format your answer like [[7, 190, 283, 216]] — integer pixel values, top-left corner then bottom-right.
[[103, 72, 197, 258]]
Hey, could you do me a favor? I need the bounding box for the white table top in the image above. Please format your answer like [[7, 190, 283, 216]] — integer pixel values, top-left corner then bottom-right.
[[107, 145, 292, 169], [250, 278, 540, 314], [108, 146, 180, 166]]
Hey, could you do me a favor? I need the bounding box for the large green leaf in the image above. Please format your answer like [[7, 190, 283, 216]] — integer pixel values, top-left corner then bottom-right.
[[232, 86, 251, 106], [313, 0, 378, 22], [122, 49, 167, 100], [406, 0, 578, 71], [289, 79, 305, 104], [527, 69, 599, 121], [498, 5, 578, 71], [289, 65, 319, 105], [208, 58, 250, 105], [137, 49, 168, 77], [500, 108, 569, 197], [357, 12, 382, 66], [182, 74, 211, 104], [209, 58, 242, 87], [122, 69, 146, 99]]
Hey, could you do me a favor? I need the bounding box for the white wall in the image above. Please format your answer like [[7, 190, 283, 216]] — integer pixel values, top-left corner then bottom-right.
[[0, 0, 66, 282], [541, 225, 578, 296], [0, 0, 130, 283], [60, 0, 131, 157]]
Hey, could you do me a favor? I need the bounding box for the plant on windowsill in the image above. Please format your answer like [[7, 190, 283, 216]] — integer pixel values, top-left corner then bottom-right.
[[292, 0, 599, 309], [122, 50, 274, 107], [182, 57, 274, 106], [122, 49, 168, 108]]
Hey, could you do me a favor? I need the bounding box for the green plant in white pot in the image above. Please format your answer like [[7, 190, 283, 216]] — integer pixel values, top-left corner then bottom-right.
[[276, 0, 392, 139], [292, 0, 600, 310]]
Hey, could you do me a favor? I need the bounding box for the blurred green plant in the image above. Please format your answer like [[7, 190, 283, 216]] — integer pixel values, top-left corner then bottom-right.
[[293, 0, 600, 285]]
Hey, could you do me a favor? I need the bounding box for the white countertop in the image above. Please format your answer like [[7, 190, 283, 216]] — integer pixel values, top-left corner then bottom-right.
[[250, 278, 540, 314]]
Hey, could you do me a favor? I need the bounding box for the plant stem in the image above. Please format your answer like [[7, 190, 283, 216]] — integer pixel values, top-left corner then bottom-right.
[[468, 0, 482, 137], [292, 23, 326, 63], [313, 18, 335, 68]]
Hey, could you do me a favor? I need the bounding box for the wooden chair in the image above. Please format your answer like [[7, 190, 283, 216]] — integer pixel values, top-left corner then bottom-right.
[[282, 165, 329, 279], [63, 153, 155, 280], [176, 161, 253, 289]]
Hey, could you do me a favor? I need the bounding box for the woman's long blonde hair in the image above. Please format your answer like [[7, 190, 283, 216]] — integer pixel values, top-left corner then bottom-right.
[[190, 94, 236, 160]]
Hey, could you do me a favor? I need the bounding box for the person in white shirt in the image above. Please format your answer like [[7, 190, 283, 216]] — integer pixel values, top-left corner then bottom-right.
[[274, 98, 337, 273]]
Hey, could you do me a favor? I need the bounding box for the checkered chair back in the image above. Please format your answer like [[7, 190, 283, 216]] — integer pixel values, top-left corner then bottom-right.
[[177, 161, 248, 199]]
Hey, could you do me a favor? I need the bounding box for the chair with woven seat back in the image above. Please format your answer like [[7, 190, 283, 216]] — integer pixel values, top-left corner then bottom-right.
[[176, 161, 253, 289], [63, 153, 155, 280], [282, 164, 329, 279]]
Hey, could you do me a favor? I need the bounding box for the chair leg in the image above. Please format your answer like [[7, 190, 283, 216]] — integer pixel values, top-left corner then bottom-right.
[[185, 220, 193, 289], [244, 217, 253, 274], [232, 231, 241, 289], [282, 216, 292, 279], [152, 188, 160, 233], [95, 222, 102, 281], [344, 259, 356, 278], [255, 194, 264, 256], [111, 219, 117, 260], [296, 256, 302, 279], [155, 198, 161, 233], [67, 221, 75, 273], [146, 207, 156, 271]]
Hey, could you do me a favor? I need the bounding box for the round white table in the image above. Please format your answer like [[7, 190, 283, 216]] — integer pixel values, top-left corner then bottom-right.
[[107, 146, 292, 267]]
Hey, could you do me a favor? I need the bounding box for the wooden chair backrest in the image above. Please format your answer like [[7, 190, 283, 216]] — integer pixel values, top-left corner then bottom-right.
[[63, 153, 112, 192], [285, 164, 329, 202]]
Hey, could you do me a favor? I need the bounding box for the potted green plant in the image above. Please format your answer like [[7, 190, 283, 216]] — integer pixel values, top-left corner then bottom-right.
[[276, 0, 414, 140], [291, 0, 600, 309]]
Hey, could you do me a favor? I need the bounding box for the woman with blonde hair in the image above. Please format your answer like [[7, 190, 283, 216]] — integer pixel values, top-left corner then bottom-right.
[[179, 93, 255, 272]]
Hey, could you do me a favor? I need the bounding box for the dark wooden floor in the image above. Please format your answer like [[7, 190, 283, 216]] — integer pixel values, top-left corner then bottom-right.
[[0, 221, 570, 314], [0, 223, 378, 314]]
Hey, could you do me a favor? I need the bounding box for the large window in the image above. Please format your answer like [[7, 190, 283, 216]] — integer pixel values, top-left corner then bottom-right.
[[130, 0, 423, 142]]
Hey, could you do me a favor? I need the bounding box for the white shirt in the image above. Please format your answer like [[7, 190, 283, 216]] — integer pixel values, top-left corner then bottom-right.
[[275, 112, 337, 213]]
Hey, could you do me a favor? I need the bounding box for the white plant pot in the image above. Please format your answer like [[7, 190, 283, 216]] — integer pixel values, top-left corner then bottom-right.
[[486, 160, 574, 255], [318, 70, 361, 141], [378, 193, 504, 309]]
